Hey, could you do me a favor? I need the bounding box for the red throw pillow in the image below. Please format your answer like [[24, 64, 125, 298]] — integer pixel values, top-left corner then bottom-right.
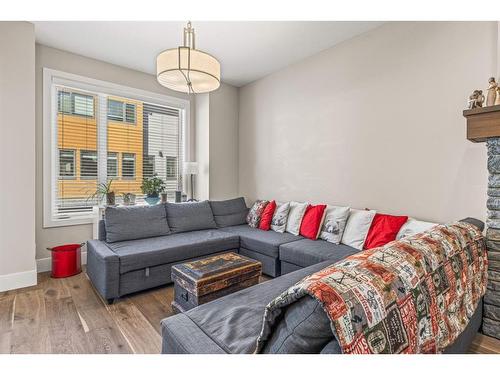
[[299, 204, 327, 240], [364, 213, 408, 249], [259, 200, 276, 231]]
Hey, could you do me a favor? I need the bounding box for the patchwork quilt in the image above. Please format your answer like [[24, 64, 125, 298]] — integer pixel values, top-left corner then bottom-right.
[[255, 222, 487, 353]]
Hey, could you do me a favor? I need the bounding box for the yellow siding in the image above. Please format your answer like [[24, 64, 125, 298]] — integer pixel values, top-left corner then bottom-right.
[[58, 95, 144, 201]]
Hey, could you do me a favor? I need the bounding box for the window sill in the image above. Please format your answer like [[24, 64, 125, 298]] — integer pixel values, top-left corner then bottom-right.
[[44, 214, 95, 228]]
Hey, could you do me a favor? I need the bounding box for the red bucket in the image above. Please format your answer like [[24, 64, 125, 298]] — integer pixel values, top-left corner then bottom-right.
[[47, 243, 84, 278]]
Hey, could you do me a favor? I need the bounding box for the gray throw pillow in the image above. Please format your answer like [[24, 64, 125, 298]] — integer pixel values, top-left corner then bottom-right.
[[104, 204, 170, 243], [165, 200, 217, 233], [209, 197, 249, 228], [261, 295, 334, 354]]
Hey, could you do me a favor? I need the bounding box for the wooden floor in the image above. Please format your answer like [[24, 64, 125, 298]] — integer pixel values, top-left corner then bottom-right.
[[0, 269, 499, 354]]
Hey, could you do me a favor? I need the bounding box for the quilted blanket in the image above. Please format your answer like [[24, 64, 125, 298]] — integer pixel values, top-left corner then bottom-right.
[[255, 222, 487, 353]]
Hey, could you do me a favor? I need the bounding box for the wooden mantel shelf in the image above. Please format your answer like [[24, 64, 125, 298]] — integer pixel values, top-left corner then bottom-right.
[[464, 104, 500, 142]]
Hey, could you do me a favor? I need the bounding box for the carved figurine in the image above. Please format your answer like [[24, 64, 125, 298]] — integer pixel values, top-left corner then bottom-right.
[[467, 90, 484, 109], [496, 86, 500, 106], [487, 77, 498, 106], [477, 90, 485, 107]]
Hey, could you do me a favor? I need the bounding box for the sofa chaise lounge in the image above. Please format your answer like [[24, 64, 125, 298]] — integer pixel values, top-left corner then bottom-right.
[[160, 217, 485, 354]]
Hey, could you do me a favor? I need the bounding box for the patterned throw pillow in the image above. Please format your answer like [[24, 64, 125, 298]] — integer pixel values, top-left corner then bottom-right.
[[246, 200, 269, 228], [319, 205, 351, 244], [271, 202, 291, 233]]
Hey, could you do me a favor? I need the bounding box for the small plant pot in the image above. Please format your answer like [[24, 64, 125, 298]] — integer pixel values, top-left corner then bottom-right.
[[145, 196, 160, 205], [123, 193, 136, 205], [106, 192, 116, 206], [161, 193, 168, 203]]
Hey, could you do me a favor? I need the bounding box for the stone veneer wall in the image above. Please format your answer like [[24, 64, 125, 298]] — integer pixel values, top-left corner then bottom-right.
[[484, 138, 500, 339]]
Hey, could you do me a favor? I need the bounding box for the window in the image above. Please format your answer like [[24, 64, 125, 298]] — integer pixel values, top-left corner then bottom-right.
[[58, 91, 94, 117], [166, 157, 177, 180], [122, 153, 136, 179], [80, 150, 98, 178], [143, 155, 155, 178], [59, 149, 75, 178], [125, 103, 136, 123], [107, 99, 136, 124], [107, 152, 118, 178], [44, 69, 188, 227]]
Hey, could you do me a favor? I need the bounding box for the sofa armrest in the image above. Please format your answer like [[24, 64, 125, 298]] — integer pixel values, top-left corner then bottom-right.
[[86, 240, 120, 300], [161, 314, 226, 354]]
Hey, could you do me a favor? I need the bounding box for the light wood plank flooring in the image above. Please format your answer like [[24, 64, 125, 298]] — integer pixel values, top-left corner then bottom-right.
[[0, 269, 499, 354]]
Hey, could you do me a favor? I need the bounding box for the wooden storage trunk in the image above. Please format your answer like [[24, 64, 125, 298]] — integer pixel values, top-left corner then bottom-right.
[[171, 252, 262, 313]]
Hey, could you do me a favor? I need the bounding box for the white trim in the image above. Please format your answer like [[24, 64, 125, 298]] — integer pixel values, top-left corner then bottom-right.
[[36, 251, 88, 274], [43, 68, 190, 228], [0, 270, 37, 292]]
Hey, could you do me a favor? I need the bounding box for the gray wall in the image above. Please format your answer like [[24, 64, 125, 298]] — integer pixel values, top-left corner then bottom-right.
[[0, 22, 36, 288], [209, 83, 239, 199], [238, 22, 496, 223]]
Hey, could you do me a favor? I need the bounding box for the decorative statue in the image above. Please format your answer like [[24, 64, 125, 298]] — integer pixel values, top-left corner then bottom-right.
[[496, 86, 500, 106], [487, 77, 498, 106], [477, 90, 485, 107], [468, 90, 485, 109]]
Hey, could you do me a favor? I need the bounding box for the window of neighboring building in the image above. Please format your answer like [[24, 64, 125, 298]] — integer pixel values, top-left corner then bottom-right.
[[125, 103, 136, 123], [143, 155, 155, 179], [59, 149, 75, 178], [107, 152, 118, 178], [122, 153, 136, 179], [80, 150, 98, 178], [58, 91, 94, 117], [166, 156, 177, 180], [107, 99, 136, 124]]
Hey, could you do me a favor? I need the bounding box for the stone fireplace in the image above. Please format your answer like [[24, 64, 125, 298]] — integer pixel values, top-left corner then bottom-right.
[[464, 105, 500, 340]]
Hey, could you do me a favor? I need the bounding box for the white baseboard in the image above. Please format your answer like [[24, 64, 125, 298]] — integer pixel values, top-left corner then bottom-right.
[[36, 251, 88, 273], [0, 269, 37, 292]]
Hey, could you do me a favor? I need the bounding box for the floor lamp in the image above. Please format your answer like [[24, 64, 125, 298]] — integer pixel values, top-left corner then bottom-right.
[[183, 162, 198, 202]]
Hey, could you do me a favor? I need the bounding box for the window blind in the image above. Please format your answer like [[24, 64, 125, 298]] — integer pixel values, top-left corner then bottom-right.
[[52, 84, 183, 222]]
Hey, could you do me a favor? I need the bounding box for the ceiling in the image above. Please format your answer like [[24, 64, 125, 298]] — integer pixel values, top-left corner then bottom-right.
[[33, 21, 384, 87]]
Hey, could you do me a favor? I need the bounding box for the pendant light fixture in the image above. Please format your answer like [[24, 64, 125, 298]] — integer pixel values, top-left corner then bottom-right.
[[156, 22, 221, 94]]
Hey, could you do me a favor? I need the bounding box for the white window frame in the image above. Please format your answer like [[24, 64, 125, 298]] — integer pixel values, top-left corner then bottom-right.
[[43, 68, 190, 228]]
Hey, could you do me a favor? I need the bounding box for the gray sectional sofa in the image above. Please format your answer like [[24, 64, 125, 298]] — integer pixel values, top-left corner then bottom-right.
[[87, 197, 361, 303], [86, 198, 484, 354]]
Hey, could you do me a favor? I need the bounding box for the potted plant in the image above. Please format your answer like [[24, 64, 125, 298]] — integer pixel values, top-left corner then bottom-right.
[[88, 179, 115, 206], [122, 192, 136, 206], [141, 175, 166, 205]]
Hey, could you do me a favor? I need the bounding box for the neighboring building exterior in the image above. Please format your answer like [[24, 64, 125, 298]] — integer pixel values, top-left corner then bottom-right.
[[56, 88, 181, 210]]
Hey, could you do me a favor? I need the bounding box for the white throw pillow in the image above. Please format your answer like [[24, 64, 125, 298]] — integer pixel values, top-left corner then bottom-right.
[[285, 201, 308, 236], [319, 205, 351, 244], [271, 201, 291, 233], [396, 218, 438, 240], [341, 209, 376, 250]]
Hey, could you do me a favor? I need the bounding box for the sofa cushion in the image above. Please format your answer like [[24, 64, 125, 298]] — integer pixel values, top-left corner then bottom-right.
[[106, 230, 239, 274], [165, 201, 217, 233], [104, 204, 170, 243], [209, 197, 249, 228], [279, 238, 358, 268], [219, 224, 301, 258]]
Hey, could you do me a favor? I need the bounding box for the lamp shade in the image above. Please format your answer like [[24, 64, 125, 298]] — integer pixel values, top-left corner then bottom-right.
[[157, 47, 220, 94], [183, 161, 199, 175]]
